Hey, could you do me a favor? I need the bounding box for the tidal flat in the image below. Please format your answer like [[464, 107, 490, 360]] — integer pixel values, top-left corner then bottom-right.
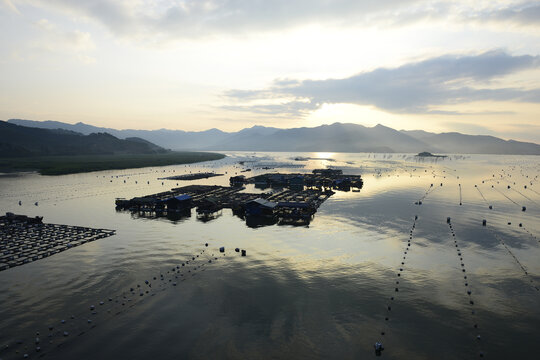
[[0, 152, 538, 360]]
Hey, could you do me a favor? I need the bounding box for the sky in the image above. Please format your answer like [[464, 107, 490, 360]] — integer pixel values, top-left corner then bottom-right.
[[1, 0, 540, 143]]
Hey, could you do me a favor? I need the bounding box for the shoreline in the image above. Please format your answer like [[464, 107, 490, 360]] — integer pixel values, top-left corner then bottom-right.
[[0, 151, 226, 175]]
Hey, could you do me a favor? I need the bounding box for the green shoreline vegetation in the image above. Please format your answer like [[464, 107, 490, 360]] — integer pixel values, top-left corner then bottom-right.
[[0, 152, 226, 175]]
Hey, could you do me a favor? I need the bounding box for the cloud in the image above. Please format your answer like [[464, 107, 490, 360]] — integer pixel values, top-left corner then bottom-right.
[[2, 0, 20, 14], [21, 0, 417, 38], [33, 18, 96, 62], [223, 100, 319, 117], [223, 50, 540, 116], [21, 1, 540, 41], [466, 2, 540, 27]]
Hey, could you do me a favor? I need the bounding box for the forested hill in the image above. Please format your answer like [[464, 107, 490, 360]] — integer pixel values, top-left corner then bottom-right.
[[0, 121, 168, 157]]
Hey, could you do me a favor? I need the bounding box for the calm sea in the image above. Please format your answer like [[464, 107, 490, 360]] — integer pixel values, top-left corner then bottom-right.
[[0, 152, 539, 359]]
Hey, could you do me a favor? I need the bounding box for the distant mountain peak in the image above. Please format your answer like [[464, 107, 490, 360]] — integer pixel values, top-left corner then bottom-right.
[[6, 118, 540, 154]]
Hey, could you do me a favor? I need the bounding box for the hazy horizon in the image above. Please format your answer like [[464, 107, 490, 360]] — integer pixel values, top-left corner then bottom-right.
[[1, 1, 539, 143]]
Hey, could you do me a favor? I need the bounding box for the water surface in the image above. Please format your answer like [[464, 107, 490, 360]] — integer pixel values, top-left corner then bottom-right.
[[0, 152, 539, 359]]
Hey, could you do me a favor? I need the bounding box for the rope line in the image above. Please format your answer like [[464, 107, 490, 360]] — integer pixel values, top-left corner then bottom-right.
[[486, 227, 539, 292], [447, 219, 485, 358]]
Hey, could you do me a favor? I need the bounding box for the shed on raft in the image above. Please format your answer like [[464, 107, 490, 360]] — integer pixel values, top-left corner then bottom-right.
[[245, 198, 278, 217], [197, 196, 222, 214], [163, 194, 192, 209]]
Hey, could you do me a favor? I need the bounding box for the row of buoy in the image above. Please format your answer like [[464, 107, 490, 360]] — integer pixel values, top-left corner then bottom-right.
[[375, 215, 418, 355], [447, 218, 484, 358], [0, 243, 248, 359]]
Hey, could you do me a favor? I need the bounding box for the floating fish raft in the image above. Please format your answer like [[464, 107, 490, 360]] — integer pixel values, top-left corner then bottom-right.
[[115, 169, 363, 225], [0, 213, 115, 272], [231, 168, 363, 190], [158, 172, 224, 181]]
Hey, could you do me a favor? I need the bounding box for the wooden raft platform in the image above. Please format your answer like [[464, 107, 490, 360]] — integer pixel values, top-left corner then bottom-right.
[[231, 169, 363, 190], [115, 185, 334, 222], [0, 213, 115, 272], [158, 172, 224, 181]]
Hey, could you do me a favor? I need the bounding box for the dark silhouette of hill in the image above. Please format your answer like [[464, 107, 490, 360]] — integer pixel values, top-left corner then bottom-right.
[[7, 119, 540, 155], [7, 119, 229, 150], [0, 121, 168, 157]]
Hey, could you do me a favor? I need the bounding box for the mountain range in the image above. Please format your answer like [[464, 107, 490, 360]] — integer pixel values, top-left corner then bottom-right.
[[0, 121, 167, 157], [7, 119, 540, 155]]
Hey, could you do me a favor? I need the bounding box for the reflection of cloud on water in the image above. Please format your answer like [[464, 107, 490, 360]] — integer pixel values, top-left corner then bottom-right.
[[47, 252, 540, 359]]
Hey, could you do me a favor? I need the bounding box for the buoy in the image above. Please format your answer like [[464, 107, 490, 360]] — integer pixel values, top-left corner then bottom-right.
[[447, 217, 451, 223], [235, 248, 240, 252], [219, 247, 225, 253]]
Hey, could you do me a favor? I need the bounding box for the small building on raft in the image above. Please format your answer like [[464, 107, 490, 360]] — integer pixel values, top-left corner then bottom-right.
[[129, 197, 159, 211], [196, 196, 222, 215], [230, 175, 246, 186], [312, 169, 343, 176], [163, 194, 192, 210], [244, 198, 278, 217]]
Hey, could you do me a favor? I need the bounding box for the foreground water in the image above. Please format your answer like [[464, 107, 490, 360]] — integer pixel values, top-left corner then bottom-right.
[[0, 152, 539, 359]]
